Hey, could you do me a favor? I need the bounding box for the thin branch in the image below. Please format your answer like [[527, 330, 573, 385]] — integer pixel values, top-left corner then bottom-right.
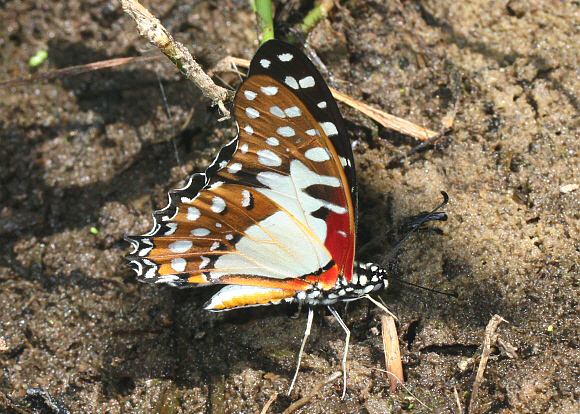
[[120, 0, 234, 118]]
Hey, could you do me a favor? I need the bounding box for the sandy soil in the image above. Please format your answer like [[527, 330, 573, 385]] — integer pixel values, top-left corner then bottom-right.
[[1, 0, 579, 413]]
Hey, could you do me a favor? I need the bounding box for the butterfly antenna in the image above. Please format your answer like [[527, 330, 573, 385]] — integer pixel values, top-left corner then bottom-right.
[[382, 191, 448, 266]]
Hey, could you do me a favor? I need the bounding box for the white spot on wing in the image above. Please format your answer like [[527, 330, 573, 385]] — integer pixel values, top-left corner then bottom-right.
[[299, 76, 315, 88], [284, 76, 299, 89], [269, 106, 286, 118], [320, 122, 338, 136], [199, 256, 210, 269], [187, 207, 200, 221], [211, 196, 226, 213], [171, 258, 187, 272], [241, 189, 251, 207], [169, 240, 192, 253], [304, 147, 331, 162], [277, 126, 295, 137], [278, 53, 293, 62], [240, 144, 248, 154], [210, 241, 220, 251], [244, 90, 257, 100], [245, 107, 260, 118], [261, 86, 278, 95], [244, 125, 254, 135], [228, 163, 242, 173], [164, 223, 178, 235], [257, 149, 282, 167], [284, 106, 301, 118], [306, 129, 317, 136], [317, 101, 327, 108], [266, 137, 279, 146], [260, 59, 271, 68], [191, 228, 210, 237]]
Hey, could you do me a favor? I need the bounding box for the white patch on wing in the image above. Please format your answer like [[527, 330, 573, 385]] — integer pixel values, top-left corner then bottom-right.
[[257, 149, 282, 167], [191, 228, 210, 236], [164, 223, 178, 235], [304, 147, 331, 162], [228, 163, 242, 173], [244, 90, 257, 100], [244, 125, 254, 135], [241, 189, 251, 207], [299, 76, 315, 88], [269, 106, 286, 118], [261, 86, 278, 95], [266, 137, 279, 146], [320, 122, 338, 136], [277, 126, 295, 137], [284, 76, 299, 89], [260, 59, 271, 68], [211, 196, 226, 213], [187, 207, 200, 221], [245, 107, 260, 118], [254, 160, 345, 244], [169, 240, 192, 253], [171, 258, 187, 272], [212, 211, 332, 279], [278, 53, 293, 62], [284, 106, 301, 118]]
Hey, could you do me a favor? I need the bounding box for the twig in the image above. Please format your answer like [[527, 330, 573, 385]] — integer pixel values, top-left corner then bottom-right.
[[381, 314, 404, 393], [120, 0, 233, 118], [283, 371, 342, 413], [260, 392, 278, 414], [453, 386, 463, 414], [469, 314, 508, 413]]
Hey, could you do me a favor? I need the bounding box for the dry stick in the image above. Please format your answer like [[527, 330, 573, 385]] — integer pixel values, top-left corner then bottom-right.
[[381, 314, 404, 393], [260, 392, 278, 414], [282, 371, 342, 413], [228, 57, 437, 141], [469, 314, 508, 414], [120, 0, 234, 119], [453, 386, 463, 414]]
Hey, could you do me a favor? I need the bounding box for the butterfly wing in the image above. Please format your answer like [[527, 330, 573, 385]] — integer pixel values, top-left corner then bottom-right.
[[126, 40, 356, 309]]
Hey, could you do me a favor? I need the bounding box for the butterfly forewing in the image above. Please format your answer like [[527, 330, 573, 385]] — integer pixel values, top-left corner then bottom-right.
[[127, 40, 357, 306]]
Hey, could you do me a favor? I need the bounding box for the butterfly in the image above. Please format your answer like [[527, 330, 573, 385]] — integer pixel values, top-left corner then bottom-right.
[[126, 39, 445, 398]]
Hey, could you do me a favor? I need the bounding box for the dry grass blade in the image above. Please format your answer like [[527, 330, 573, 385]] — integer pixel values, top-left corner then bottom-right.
[[330, 88, 438, 141], [381, 314, 404, 393], [469, 314, 508, 413]]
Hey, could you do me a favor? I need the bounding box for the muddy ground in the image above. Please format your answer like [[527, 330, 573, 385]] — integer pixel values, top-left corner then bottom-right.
[[1, 0, 579, 413]]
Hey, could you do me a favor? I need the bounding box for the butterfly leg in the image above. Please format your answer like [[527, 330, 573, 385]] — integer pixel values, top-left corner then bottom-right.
[[288, 307, 314, 395], [328, 305, 350, 399]]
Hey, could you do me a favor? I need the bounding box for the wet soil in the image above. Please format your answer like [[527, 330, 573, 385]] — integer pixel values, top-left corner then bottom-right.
[[1, 0, 579, 413]]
